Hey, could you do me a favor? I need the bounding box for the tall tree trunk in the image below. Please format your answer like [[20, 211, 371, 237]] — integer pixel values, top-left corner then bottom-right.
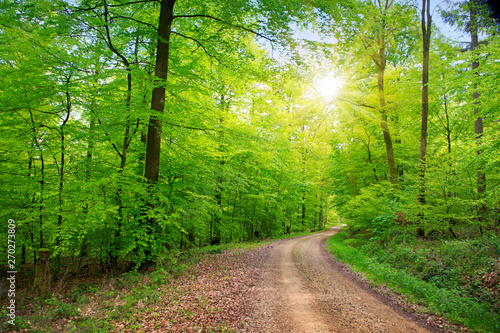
[[363, 129, 379, 182], [375, 16, 398, 187], [470, 1, 486, 229], [56, 123, 66, 272], [442, 92, 457, 238], [144, 0, 176, 182], [213, 91, 229, 245], [213, 169, 223, 245], [81, 114, 95, 261], [39, 152, 45, 249], [269, 170, 284, 236], [419, 0, 431, 205], [28, 109, 45, 251], [55, 79, 72, 272], [417, 0, 432, 238]]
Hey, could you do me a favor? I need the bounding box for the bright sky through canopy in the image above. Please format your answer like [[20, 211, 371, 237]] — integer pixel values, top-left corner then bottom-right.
[[316, 72, 344, 99]]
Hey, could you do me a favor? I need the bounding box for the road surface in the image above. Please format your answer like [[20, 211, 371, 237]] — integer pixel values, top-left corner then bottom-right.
[[256, 226, 434, 332]]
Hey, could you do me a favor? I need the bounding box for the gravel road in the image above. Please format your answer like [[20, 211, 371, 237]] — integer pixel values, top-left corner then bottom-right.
[[255, 226, 435, 332]]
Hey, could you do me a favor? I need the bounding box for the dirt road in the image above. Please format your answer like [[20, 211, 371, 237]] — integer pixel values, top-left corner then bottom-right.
[[256, 226, 434, 332]]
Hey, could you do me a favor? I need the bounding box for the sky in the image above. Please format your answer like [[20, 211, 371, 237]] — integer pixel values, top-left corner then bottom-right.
[[288, 0, 471, 99]]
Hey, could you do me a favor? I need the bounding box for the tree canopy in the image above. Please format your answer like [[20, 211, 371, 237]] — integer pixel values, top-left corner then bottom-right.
[[1, 0, 499, 273]]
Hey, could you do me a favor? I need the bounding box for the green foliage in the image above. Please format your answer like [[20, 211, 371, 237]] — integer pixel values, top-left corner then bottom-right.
[[327, 231, 500, 332], [339, 182, 399, 241], [1, 0, 500, 330], [0, 0, 334, 273]]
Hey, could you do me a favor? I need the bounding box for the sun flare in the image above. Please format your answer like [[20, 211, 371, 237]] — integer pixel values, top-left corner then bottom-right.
[[316, 73, 344, 99]]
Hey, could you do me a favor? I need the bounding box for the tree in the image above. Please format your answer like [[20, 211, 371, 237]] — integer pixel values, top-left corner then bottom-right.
[[331, 0, 418, 188], [418, 0, 431, 206], [441, 0, 498, 228]]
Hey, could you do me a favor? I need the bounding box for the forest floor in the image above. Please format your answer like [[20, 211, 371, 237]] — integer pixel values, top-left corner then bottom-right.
[[5, 227, 462, 332]]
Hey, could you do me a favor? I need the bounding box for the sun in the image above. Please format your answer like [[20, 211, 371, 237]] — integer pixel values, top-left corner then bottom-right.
[[316, 72, 344, 99]]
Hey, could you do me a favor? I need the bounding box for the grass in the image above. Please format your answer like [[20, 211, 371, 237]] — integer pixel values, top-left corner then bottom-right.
[[326, 230, 500, 333]]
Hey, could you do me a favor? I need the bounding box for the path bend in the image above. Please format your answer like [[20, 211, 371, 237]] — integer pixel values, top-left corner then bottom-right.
[[256, 226, 434, 333]]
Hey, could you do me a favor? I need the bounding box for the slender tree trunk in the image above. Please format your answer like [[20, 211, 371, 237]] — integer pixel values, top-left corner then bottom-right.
[[110, 68, 134, 276], [56, 126, 65, 272], [419, 0, 431, 206], [269, 170, 283, 235], [56, 81, 72, 272], [416, 0, 431, 238], [25, 156, 35, 265], [81, 114, 95, 261], [213, 91, 229, 245], [442, 92, 457, 238], [39, 152, 45, 249], [363, 130, 379, 182], [213, 169, 223, 245], [28, 108, 45, 251], [375, 19, 398, 187], [470, 2, 486, 230]]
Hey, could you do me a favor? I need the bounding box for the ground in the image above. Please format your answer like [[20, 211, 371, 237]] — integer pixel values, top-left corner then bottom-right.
[[5, 227, 459, 332], [111, 226, 448, 332]]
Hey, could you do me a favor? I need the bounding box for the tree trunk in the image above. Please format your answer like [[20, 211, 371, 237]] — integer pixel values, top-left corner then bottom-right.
[[363, 129, 379, 182], [28, 108, 45, 252], [375, 18, 398, 188], [418, 0, 431, 205], [32, 248, 50, 298], [470, 2, 487, 227], [144, 0, 176, 182], [56, 82, 71, 272], [416, 0, 432, 238], [39, 152, 45, 249], [213, 171, 222, 245]]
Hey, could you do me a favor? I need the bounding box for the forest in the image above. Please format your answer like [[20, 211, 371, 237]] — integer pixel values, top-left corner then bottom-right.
[[1, 0, 500, 330]]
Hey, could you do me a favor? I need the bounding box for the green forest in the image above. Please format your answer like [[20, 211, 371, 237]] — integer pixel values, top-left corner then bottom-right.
[[1, 0, 500, 331]]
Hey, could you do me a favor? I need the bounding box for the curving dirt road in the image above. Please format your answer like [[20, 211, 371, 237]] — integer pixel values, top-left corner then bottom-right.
[[256, 226, 435, 333]]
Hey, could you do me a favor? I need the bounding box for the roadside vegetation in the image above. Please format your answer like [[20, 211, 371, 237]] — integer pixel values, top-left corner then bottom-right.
[[327, 183, 500, 333]]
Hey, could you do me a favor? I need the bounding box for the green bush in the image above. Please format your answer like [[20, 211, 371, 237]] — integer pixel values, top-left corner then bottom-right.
[[339, 182, 400, 241]]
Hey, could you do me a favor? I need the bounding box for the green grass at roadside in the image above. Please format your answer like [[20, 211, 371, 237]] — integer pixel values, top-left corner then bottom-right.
[[326, 231, 500, 333]]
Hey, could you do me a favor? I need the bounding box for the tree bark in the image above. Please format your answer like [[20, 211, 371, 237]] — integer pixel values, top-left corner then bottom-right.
[[144, 0, 176, 182], [372, 0, 398, 188], [32, 248, 50, 298], [375, 13, 398, 188], [56, 79, 72, 272], [417, 0, 432, 238], [470, 1, 486, 228], [418, 0, 431, 205]]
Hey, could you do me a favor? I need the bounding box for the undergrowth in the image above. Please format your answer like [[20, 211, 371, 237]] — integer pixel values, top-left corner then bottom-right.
[[326, 230, 500, 333]]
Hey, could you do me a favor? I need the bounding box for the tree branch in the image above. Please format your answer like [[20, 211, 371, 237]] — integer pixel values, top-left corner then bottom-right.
[[165, 120, 214, 132], [172, 14, 273, 42], [103, 0, 130, 67], [75, 0, 158, 11], [171, 31, 222, 64], [111, 14, 157, 30], [108, 0, 159, 7], [336, 97, 376, 110]]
